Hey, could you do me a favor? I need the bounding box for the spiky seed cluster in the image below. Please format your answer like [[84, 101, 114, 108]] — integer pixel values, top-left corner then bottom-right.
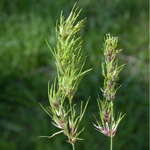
[[39, 4, 91, 146], [52, 5, 91, 102], [101, 34, 125, 101], [94, 34, 125, 137]]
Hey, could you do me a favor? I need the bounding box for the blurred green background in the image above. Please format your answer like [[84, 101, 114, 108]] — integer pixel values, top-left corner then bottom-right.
[[0, 0, 149, 150]]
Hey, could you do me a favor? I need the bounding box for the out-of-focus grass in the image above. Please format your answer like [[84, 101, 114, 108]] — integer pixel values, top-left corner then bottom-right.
[[0, 0, 148, 150]]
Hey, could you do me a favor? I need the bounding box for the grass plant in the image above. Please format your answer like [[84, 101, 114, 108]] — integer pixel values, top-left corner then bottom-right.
[[93, 34, 125, 150], [0, 1, 148, 150], [38, 4, 91, 150]]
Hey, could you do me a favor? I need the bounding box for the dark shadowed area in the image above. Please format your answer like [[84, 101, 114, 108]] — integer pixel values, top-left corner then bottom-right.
[[0, 0, 149, 150]]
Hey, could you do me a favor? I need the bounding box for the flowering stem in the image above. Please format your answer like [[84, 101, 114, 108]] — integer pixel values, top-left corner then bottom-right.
[[93, 34, 125, 150], [72, 144, 75, 150], [110, 101, 113, 150]]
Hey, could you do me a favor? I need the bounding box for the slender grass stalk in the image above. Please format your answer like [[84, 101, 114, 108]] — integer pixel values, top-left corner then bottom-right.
[[111, 137, 113, 150], [72, 144, 75, 150], [110, 101, 113, 150]]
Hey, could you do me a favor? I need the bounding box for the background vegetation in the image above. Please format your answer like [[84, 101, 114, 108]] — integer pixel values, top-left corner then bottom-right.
[[0, 0, 149, 150]]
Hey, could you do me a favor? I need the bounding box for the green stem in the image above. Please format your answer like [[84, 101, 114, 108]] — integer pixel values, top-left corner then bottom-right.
[[110, 134, 113, 150], [110, 101, 113, 150], [72, 144, 75, 150], [69, 99, 73, 117]]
